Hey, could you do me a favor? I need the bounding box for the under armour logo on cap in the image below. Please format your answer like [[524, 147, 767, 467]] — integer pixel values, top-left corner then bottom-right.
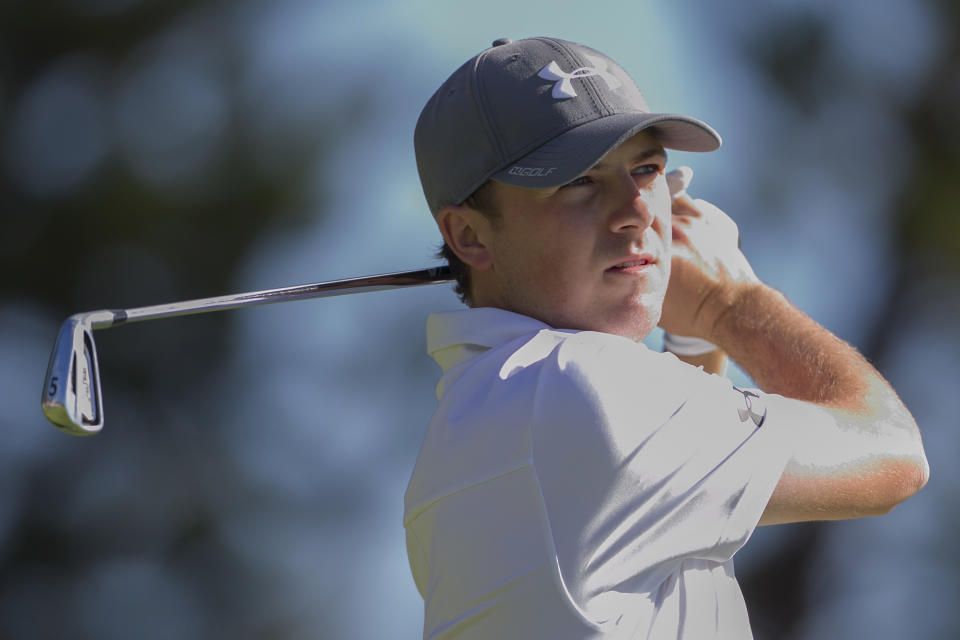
[[537, 55, 622, 99]]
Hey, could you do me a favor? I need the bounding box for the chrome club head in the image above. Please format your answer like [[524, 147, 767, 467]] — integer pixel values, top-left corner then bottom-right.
[[41, 314, 105, 435]]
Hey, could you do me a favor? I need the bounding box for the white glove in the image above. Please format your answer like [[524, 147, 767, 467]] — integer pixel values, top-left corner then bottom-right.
[[662, 166, 720, 357], [666, 165, 693, 199]]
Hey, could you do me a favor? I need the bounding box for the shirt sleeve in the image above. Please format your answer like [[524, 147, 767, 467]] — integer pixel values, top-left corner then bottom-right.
[[530, 332, 794, 598]]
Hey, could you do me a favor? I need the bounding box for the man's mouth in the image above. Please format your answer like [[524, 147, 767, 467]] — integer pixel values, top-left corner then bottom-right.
[[607, 256, 656, 272]]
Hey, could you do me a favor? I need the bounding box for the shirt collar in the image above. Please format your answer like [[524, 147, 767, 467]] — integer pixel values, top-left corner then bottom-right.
[[426, 307, 552, 373]]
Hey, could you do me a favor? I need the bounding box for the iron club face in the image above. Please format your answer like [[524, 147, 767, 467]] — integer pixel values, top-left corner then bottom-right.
[[41, 313, 106, 436]]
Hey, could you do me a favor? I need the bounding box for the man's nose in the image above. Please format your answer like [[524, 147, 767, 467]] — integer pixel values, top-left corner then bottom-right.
[[608, 173, 654, 232]]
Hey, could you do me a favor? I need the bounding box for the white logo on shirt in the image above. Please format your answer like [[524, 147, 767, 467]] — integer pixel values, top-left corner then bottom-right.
[[537, 56, 621, 100], [733, 386, 767, 427]]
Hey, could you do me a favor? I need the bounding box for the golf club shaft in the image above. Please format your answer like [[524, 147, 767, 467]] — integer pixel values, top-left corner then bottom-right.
[[89, 265, 453, 330]]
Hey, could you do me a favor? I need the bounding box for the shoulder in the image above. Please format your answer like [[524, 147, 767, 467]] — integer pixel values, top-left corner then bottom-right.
[[531, 331, 699, 435], [534, 331, 789, 449], [547, 330, 697, 397]]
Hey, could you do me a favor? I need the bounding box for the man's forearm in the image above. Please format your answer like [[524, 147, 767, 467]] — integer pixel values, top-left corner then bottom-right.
[[711, 282, 929, 521], [707, 283, 874, 411]]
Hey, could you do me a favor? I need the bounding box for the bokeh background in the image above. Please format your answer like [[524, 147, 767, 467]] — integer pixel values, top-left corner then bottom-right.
[[1, 0, 958, 638]]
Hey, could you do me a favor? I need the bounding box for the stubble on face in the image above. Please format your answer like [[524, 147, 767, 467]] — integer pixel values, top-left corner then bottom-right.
[[471, 132, 674, 341]]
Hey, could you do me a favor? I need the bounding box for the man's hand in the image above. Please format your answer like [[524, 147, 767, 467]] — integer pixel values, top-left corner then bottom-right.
[[659, 167, 760, 341]]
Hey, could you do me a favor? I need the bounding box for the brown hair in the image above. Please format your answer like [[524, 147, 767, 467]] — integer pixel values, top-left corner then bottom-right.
[[436, 181, 500, 306]]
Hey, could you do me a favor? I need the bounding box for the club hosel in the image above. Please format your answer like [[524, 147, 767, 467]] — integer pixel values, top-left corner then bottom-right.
[[88, 309, 127, 329]]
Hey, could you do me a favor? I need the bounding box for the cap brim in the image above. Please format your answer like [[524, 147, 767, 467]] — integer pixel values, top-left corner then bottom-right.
[[492, 112, 721, 189]]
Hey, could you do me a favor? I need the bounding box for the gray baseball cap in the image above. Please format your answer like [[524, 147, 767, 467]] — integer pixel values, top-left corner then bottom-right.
[[415, 37, 721, 215]]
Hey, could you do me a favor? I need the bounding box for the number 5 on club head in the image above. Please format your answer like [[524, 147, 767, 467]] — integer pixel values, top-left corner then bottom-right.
[[41, 313, 107, 436]]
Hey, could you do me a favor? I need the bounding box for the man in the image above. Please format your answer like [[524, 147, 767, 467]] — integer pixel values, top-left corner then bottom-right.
[[403, 37, 928, 639]]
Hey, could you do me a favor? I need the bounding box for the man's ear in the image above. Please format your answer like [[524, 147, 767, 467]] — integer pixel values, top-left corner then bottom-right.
[[435, 204, 494, 271]]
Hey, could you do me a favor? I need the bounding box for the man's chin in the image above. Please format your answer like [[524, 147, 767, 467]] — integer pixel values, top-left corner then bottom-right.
[[494, 294, 662, 340], [609, 321, 658, 343], [589, 303, 661, 342]]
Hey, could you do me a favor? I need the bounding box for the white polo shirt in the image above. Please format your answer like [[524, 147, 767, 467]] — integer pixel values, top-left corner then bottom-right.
[[404, 307, 793, 639]]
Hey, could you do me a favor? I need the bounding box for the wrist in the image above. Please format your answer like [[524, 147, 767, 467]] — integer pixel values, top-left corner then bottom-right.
[[672, 348, 729, 376], [663, 332, 718, 356]]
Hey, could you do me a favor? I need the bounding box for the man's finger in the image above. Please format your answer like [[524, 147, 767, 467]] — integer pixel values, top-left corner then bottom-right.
[[671, 198, 701, 218], [666, 166, 693, 198]]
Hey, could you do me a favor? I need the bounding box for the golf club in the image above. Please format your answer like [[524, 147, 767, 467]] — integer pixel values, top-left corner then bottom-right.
[[41, 265, 453, 436]]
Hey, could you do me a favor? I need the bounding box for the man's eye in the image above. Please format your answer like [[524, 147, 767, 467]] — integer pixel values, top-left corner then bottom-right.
[[562, 176, 592, 188], [632, 164, 659, 176]]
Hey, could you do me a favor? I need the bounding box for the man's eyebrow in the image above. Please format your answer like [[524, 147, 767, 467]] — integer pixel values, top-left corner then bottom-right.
[[590, 147, 667, 171]]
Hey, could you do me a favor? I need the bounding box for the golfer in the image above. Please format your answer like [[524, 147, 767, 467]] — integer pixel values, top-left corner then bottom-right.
[[403, 37, 929, 639]]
